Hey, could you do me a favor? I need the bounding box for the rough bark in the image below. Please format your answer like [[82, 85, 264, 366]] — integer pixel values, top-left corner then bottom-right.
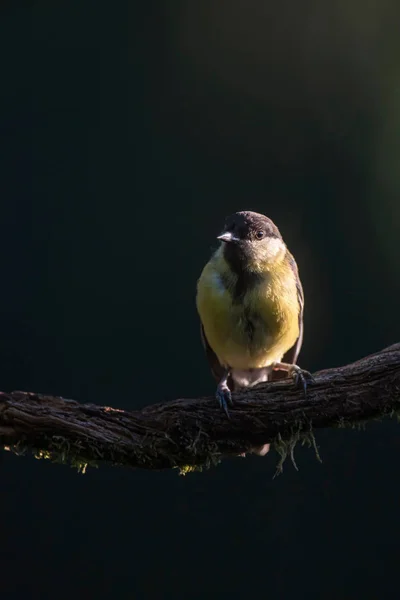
[[1, 343, 400, 473]]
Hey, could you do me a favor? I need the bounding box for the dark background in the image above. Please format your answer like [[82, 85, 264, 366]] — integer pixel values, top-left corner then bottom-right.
[[1, 1, 400, 598]]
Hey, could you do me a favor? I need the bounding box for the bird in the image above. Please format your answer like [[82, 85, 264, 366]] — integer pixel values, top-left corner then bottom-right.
[[196, 210, 313, 456]]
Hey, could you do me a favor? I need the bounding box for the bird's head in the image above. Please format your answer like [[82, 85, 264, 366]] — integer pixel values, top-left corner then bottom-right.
[[217, 211, 286, 272]]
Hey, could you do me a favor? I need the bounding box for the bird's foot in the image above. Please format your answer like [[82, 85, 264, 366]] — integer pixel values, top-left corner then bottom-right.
[[272, 362, 315, 398], [216, 381, 233, 418], [288, 365, 315, 397]]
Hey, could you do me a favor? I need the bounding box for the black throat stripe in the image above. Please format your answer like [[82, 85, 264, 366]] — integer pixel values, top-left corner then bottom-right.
[[222, 243, 264, 303]]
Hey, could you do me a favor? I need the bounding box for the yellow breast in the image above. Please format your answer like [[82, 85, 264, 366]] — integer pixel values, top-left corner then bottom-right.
[[196, 250, 300, 370]]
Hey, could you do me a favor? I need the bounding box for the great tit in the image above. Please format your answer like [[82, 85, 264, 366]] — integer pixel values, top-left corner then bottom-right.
[[196, 211, 312, 455]]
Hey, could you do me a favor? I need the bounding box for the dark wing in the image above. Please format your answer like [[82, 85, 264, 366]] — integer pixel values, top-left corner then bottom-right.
[[200, 323, 225, 382], [282, 256, 304, 365], [270, 253, 304, 380], [200, 323, 236, 390]]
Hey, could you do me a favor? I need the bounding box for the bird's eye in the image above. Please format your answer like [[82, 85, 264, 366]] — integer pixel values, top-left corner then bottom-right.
[[255, 230, 265, 240]]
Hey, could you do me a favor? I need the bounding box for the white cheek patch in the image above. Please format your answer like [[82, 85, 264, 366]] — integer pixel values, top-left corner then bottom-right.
[[266, 237, 285, 258], [249, 237, 285, 263]]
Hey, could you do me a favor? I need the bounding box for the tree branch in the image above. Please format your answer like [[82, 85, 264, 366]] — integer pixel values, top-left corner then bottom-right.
[[1, 343, 400, 473]]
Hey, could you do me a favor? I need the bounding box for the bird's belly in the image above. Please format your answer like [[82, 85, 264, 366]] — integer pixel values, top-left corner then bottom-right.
[[199, 294, 299, 370], [231, 366, 273, 388]]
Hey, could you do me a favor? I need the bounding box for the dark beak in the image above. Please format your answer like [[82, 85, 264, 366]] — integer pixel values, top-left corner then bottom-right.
[[217, 232, 239, 243]]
